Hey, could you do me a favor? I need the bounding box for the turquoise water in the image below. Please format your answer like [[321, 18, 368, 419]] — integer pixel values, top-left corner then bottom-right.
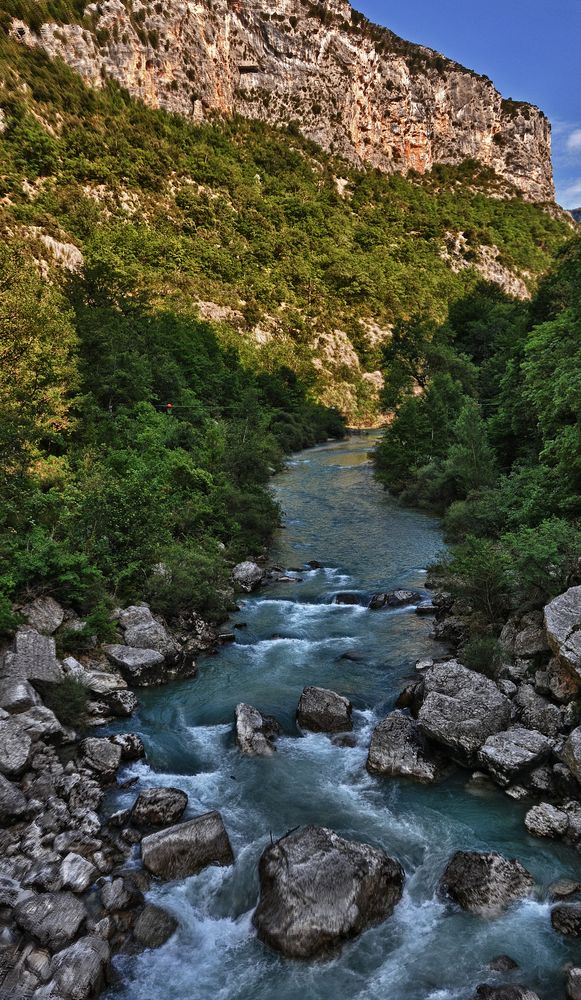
[[107, 435, 581, 1000]]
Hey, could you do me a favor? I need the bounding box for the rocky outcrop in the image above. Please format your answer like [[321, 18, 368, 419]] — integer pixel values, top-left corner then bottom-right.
[[252, 825, 404, 958], [544, 586, 581, 679], [440, 851, 534, 914], [235, 703, 281, 756], [366, 711, 446, 783], [551, 903, 581, 937], [141, 812, 234, 880], [14, 892, 88, 950], [473, 989, 540, 1000], [133, 904, 178, 950], [296, 686, 352, 732], [369, 590, 420, 610], [15, 0, 554, 202], [567, 967, 581, 1000], [418, 661, 511, 765]]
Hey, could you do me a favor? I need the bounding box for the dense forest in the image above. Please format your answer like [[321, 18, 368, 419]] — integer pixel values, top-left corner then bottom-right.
[[0, 38, 576, 640], [375, 236, 581, 660]]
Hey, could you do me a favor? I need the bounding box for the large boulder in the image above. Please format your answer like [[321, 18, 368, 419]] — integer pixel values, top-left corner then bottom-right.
[[109, 732, 146, 761], [78, 738, 122, 783], [418, 661, 511, 765], [544, 586, 581, 679], [0, 771, 27, 822], [366, 712, 446, 783], [296, 686, 352, 733], [102, 645, 166, 686], [514, 685, 563, 738], [50, 935, 110, 1000], [0, 717, 33, 776], [235, 703, 281, 756], [252, 825, 404, 958], [133, 904, 178, 949], [551, 903, 581, 936], [131, 787, 188, 827], [141, 811, 234, 880], [232, 561, 264, 592], [16, 705, 64, 742], [59, 853, 97, 893], [118, 606, 180, 661], [477, 728, 552, 787], [14, 892, 87, 950], [1, 629, 63, 683], [0, 677, 41, 713], [525, 803, 569, 840], [440, 851, 534, 914], [20, 596, 65, 635], [561, 727, 581, 783]]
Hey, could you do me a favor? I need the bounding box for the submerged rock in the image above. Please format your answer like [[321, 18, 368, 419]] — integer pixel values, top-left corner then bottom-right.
[[440, 851, 534, 914], [141, 811, 234, 880], [369, 590, 420, 610], [366, 712, 446, 783], [418, 661, 511, 765], [488, 955, 519, 972], [235, 703, 281, 756], [252, 825, 404, 958], [296, 686, 352, 733], [551, 903, 581, 936], [133, 904, 178, 949], [131, 787, 188, 827]]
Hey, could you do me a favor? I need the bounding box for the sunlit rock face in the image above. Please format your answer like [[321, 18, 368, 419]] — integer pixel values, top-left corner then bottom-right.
[[15, 0, 554, 202]]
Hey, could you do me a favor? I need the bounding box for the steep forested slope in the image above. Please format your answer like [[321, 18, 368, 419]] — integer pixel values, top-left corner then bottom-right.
[[0, 38, 573, 631]]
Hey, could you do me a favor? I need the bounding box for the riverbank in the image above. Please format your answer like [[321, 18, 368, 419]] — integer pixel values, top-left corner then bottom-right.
[[1, 435, 580, 1000]]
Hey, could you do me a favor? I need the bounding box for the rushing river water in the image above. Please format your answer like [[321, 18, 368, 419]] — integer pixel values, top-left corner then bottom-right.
[[107, 434, 580, 1000]]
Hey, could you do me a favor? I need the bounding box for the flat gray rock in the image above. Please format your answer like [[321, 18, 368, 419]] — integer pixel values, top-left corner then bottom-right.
[[525, 802, 569, 839], [14, 891, 87, 949], [440, 851, 535, 914], [297, 686, 352, 733], [103, 644, 165, 685], [477, 728, 552, 787], [141, 811, 234, 880], [252, 825, 404, 958], [418, 661, 511, 765], [78, 738, 121, 782], [20, 596, 65, 635], [59, 853, 97, 893], [514, 684, 563, 738], [367, 712, 446, 783], [1, 629, 63, 683]]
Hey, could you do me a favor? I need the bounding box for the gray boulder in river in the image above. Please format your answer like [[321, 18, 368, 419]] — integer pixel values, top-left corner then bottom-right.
[[131, 786, 188, 827], [477, 727, 552, 787], [232, 561, 265, 592], [235, 703, 281, 755], [440, 851, 535, 914], [141, 811, 234, 880], [296, 686, 352, 733], [252, 825, 404, 958], [418, 660, 511, 765], [366, 711, 447, 783]]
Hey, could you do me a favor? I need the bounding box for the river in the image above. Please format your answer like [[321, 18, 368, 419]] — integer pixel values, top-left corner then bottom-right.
[[106, 434, 580, 1000]]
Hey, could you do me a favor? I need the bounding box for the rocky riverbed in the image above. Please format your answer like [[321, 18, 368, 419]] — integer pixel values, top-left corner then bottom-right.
[[2, 438, 581, 1000]]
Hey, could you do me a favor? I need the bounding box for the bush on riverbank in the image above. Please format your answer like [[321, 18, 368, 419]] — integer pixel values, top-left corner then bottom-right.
[[375, 239, 581, 622]]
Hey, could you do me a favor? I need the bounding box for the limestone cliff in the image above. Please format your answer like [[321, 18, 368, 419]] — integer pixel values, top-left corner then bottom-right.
[[13, 0, 554, 202]]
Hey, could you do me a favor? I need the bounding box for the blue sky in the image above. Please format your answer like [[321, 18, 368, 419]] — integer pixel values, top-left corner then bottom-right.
[[356, 1, 581, 208]]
